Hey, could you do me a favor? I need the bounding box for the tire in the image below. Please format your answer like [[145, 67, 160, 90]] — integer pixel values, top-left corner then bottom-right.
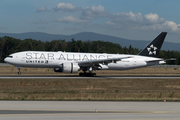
[[79, 73, 83, 76], [93, 73, 96, 77]]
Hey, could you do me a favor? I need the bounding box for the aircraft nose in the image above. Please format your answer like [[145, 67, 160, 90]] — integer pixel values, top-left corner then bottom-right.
[[4, 57, 8, 63], [4, 57, 10, 63]]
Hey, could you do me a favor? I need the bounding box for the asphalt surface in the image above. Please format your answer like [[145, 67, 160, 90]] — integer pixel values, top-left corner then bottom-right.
[[1, 75, 180, 79], [0, 101, 179, 120]]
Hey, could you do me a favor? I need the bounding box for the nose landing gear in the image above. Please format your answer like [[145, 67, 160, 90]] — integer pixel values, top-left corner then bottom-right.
[[16, 67, 21, 75]]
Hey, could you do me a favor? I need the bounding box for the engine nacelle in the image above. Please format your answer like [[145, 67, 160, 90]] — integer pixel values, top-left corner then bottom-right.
[[54, 62, 79, 73]]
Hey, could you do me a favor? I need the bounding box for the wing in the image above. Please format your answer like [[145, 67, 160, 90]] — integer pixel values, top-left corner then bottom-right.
[[145, 58, 176, 62], [78, 56, 131, 67], [163, 58, 176, 61]]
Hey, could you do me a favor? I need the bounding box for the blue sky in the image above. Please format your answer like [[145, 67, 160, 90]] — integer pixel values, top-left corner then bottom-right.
[[1, 0, 180, 43]]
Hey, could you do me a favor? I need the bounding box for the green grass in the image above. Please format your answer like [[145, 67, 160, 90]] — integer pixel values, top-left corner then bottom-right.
[[1, 66, 180, 101], [0, 79, 179, 101]]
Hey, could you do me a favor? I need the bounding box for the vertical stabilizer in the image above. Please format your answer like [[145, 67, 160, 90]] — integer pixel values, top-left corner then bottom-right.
[[138, 32, 167, 57]]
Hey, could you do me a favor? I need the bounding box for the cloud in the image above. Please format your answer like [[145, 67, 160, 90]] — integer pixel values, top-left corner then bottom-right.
[[162, 21, 180, 31], [105, 11, 180, 33], [144, 13, 164, 24], [80, 5, 109, 20], [105, 11, 144, 29], [140, 20, 180, 32], [54, 3, 81, 12], [110, 11, 143, 24], [36, 7, 48, 13], [35, 4, 180, 34], [54, 16, 87, 23]]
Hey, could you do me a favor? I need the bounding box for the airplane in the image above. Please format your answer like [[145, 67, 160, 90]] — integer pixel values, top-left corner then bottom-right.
[[4, 32, 175, 76]]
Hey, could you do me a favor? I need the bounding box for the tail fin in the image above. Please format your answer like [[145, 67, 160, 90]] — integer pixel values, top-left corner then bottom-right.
[[138, 32, 167, 57]]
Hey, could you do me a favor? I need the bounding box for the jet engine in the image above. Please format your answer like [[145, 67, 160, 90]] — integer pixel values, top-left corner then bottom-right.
[[54, 62, 80, 73]]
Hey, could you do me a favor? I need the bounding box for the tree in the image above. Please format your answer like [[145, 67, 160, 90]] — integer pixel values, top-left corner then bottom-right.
[[0, 39, 6, 62]]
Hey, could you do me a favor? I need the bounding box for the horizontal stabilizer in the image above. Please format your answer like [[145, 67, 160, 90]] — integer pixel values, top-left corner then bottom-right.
[[145, 58, 176, 63], [163, 58, 176, 61]]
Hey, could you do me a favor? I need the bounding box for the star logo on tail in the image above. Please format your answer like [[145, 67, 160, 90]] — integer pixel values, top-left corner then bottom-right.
[[147, 44, 157, 55]]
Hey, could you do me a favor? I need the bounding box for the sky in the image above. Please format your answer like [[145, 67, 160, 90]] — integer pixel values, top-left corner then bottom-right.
[[1, 0, 180, 43]]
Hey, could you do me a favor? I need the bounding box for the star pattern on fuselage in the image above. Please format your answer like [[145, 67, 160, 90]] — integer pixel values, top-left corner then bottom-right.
[[147, 44, 157, 55]]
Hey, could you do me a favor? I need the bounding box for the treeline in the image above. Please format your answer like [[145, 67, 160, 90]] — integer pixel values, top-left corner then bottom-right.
[[0, 36, 179, 64]]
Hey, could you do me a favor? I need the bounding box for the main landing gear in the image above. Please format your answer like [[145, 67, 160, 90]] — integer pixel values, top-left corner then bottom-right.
[[79, 67, 96, 77], [79, 72, 96, 77]]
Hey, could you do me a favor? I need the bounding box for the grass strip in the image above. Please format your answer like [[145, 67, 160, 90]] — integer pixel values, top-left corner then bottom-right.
[[0, 79, 179, 101]]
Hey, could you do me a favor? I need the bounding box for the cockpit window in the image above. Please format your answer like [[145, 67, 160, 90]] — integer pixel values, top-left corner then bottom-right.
[[7, 56, 13, 58]]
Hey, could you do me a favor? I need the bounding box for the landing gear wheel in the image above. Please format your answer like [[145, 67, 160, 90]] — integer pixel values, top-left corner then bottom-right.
[[18, 71, 21, 75], [79, 72, 96, 77], [79, 73, 83, 76], [92, 73, 96, 77], [90, 73, 96, 77]]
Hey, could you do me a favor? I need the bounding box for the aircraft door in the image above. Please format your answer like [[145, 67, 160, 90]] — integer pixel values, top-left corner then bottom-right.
[[21, 53, 26, 63]]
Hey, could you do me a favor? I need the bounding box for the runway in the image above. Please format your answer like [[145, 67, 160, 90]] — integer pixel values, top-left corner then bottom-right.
[[1, 75, 180, 79], [0, 101, 180, 120]]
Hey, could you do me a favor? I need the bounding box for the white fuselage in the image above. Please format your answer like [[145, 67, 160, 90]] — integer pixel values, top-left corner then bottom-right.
[[4, 51, 165, 70]]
